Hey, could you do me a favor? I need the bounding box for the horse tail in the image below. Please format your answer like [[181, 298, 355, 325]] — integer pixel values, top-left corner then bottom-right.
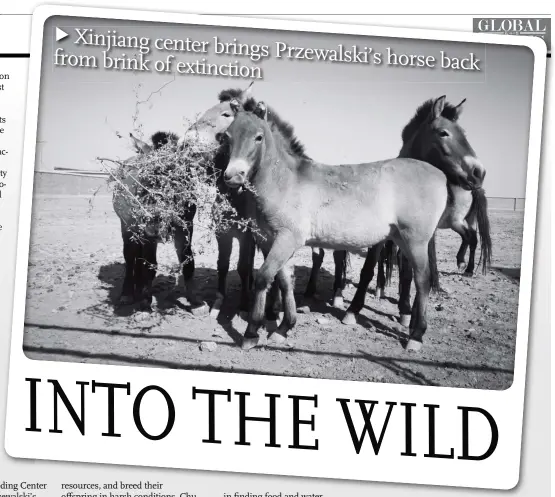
[[428, 231, 440, 292], [471, 188, 492, 275], [382, 240, 397, 286]]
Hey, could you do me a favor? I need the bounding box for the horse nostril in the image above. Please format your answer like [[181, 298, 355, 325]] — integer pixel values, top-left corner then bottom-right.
[[472, 166, 485, 182]]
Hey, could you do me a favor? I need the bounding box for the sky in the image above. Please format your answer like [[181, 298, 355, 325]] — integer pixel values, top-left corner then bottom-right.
[[36, 16, 535, 198]]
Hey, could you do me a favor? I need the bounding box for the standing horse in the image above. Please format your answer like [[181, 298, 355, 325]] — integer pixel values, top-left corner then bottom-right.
[[222, 101, 454, 352], [341, 96, 489, 327], [112, 83, 256, 312], [179, 83, 261, 319], [374, 186, 491, 299], [189, 87, 347, 319], [309, 98, 492, 307], [112, 130, 202, 310], [208, 144, 258, 319]]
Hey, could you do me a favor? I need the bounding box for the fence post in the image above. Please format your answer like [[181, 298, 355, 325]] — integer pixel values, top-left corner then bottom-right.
[[514, 198, 517, 211]]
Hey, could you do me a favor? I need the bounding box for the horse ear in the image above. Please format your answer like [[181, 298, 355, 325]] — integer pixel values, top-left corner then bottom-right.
[[230, 99, 241, 114], [239, 81, 254, 103], [254, 102, 268, 121], [129, 132, 152, 154], [431, 95, 446, 120], [453, 98, 466, 120]]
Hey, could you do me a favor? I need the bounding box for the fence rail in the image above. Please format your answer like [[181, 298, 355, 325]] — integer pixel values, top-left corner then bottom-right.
[[38, 171, 526, 210], [486, 197, 525, 211]]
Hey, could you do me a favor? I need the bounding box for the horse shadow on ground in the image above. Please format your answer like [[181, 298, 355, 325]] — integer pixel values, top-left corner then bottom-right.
[[491, 266, 521, 281], [95, 262, 343, 313], [90, 261, 401, 344], [95, 262, 219, 317]]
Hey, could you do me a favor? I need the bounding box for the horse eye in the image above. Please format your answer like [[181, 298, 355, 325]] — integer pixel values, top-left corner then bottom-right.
[[255, 134, 263, 142], [439, 130, 450, 138], [222, 112, 232, 118]]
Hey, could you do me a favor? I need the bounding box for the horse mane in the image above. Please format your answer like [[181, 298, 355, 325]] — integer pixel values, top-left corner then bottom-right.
[[218, 88, 244, 102], [150, 131, 179, 150], [261, 105, 310, 160], [218, 88, 310, 160], [401, 99, 461, 143]]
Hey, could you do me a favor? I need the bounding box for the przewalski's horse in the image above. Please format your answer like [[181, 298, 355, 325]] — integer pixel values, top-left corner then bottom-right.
[[113, 130, 202, 309], [178, 83, 260, 319], [372, 97, 492, 300], [190, 86, 347, 320], [113, 83, 255, 312], [222, 101, 448, 352], [407, 98, 491, 277], [374, 187, 491, 299], [341, 96, 489, 328]]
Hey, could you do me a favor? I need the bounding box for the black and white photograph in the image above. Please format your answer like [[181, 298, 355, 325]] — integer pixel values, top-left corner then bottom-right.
[[4, 7, 548, 490], [20, 15, 539, 391]]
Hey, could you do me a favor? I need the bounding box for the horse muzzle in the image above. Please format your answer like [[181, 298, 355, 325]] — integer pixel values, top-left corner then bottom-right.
[[462, 156, 486, 190], [224, 160, 248, 188]]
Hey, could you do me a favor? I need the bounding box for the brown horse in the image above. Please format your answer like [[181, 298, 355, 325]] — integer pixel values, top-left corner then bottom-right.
[[189, 85, 346, 321], [175, 83, 263, 320], [341, 96, 489, 327], [112, 131, 202, 310], [222, 101, 450, 352], [112, 83, 256, 313]]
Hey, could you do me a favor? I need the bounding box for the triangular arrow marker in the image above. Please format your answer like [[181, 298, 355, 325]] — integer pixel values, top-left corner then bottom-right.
[[56, 28, 69, 42]]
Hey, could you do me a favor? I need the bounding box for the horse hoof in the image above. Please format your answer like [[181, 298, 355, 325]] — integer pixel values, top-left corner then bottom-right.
[[241, 336, 260, 351], [458, 262, 466, 271], [210, 294, 224, 318], [138, 298, 153, 311], [399, 314, 411, 327], [191, 302, 210, 317], [265, 320, 279, 333], [378, 288, 386, 299], [463, 270, 474, 277], [332, 296, 345, 310], [405, 339, 423, 352], [342, 312, 357, 325], [268, 331, 287, 344], [304, 289, 316, 300], [119, 295, 134, 305]]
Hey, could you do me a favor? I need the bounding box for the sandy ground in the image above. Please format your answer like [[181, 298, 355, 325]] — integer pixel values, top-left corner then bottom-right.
[[22, 194, 523, 390]]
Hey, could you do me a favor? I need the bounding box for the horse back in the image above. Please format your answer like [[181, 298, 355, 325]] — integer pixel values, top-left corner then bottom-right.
[[291, 158, 448, 249]]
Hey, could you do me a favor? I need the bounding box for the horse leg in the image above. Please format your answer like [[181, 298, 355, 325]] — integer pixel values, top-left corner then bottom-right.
[[464, 227, 479, 275], [120, 229, 138, 305], [403, 242, 432, 352], [137, 239, 158, 310], [397, 252, 413, 327], [174, 210, 209, 316], [243, 232, 299, 351], [264, 279, 282, 333], [237, 231, 256, 317], [342, 244, 382, 325], [304, 247, 324, 299], [456, 237, 469, 271], [332, 250, 347, 309], [210, 231, 233, 318], [452, 222, 474, 275], [269, 261, 297, 344], [258, 245, 282, 332], [133, 241, 145, 303], [376, 247, 387, 300]]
